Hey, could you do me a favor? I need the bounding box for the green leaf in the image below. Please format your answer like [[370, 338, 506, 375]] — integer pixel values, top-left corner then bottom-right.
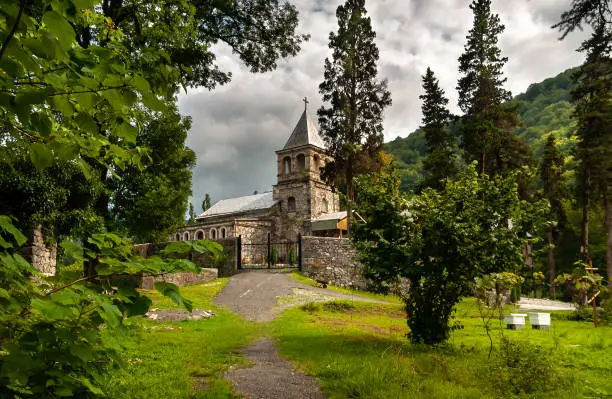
[[51, 95, 74, 117], [141, 92, 166, 112], [0, 216, 27, 246], [30, 143, 54, 169], [42, 10, 75, 50], [161, 241, 192, 255], [16, 90, 47, 107], [154, 282, 193, 312], [115, 122, 138, 143]]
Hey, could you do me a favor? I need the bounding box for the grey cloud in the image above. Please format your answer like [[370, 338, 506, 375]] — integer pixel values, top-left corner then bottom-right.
[[179, 0, 589, 212]]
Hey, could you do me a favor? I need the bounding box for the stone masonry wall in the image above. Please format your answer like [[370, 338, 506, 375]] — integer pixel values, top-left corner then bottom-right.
[[23, 228, 56, 276], [301, 236, 367, 290], [132, 238, 238, 288]]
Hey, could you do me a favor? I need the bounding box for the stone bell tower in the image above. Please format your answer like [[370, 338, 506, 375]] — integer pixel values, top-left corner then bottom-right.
[[272, 99, 340, 239]]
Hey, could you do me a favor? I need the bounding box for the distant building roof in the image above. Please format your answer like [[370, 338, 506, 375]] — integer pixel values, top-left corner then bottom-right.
[[311, 211, 347, 222], [282, 107, 326, 150], [197, 192, 277, 219]]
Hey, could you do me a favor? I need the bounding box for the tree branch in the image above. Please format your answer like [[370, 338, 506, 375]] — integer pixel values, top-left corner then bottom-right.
[[45, 275, 95, 296], [0, 0, 26, 64]]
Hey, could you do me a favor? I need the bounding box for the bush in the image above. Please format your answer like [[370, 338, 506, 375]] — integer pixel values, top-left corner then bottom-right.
[[490, 337, 566, 395], [289, 248, 296, 265]]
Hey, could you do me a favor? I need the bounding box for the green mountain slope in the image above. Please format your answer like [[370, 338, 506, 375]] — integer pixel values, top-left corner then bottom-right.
[[385, 68, 578, 190]]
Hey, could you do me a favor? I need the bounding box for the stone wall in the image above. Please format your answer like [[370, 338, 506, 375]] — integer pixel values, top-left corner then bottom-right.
[[133, 238, 239, 286], [301, 236, 367, 290], [140, 268, 218, 290], [23, 228, 56, 276]]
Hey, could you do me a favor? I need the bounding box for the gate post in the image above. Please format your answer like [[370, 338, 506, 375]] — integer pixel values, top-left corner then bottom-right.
[[267, 233, 271, 269], [297, 233, 302, 271], [237, 235, 242, 270]]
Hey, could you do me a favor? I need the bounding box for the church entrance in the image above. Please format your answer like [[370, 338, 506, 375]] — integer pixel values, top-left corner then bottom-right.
[[237, 234, 302, 271]]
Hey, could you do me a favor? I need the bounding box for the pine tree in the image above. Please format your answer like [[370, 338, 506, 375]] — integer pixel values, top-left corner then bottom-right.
[[540, 134, 568, 295], [456, 0, 528, 176], [202, 193, 211, 212], [556, 3, 612, 282], [573, 28, 612, 278], [318, 0, 392, 235], [419, 67, 455, 189]]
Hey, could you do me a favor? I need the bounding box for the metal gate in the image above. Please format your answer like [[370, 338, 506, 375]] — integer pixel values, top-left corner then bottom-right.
[[237, 233, 301, 270]]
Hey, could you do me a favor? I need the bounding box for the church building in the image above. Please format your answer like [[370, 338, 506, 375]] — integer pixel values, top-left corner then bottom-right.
[[172, 102, 346, 245]]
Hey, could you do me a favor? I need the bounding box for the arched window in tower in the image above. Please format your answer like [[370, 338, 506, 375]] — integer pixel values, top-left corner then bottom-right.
[[196, 230, 204, 240], [183, 232, 190, 241], [220, 227, 226, 239], [313, 155, 320, 176], [322, 198, 329, 213], [288, 197, 296, 211], [283, 156, 291, 174], [210, 228, 217, 240], [176, 233, 181, 241], [297, 154, 306, 171]]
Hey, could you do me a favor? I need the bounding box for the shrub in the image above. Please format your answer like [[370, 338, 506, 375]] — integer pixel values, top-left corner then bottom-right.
[[490, 337, 566, 395], [289, 248, 296, 265]]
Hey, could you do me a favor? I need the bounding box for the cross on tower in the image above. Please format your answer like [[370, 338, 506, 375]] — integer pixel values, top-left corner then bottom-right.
[[302, 97, 309, 110]]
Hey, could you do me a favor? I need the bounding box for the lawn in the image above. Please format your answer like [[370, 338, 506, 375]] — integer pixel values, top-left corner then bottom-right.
[[100, 277, 611, 398], [271, 298, 612, 398], [102, 279, 263, 398]]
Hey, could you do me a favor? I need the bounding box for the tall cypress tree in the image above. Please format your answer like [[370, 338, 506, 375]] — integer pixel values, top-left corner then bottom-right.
[[456, 0, 528, 176], [202, 193, 212, 212], [318, 0, 392, 235], [540, 134, 568, 295], [419, 67, 455, 189]]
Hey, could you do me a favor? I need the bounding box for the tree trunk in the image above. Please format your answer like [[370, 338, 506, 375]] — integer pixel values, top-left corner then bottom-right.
[[547, 225, 556, 297], [581, 168, 590, 261], [606, 196, 612, 287], [346, 153, 353, 237]]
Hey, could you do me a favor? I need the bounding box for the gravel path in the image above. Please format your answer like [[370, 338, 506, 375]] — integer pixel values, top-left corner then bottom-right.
[[217, 271, 394, 399], [214, 270, 391, 322], [517, 297, 575, 311], [225, 339, 326, 399]]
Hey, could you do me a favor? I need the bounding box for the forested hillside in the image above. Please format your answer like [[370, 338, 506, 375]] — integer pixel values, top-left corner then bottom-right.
[[385, 68, 577, 191]]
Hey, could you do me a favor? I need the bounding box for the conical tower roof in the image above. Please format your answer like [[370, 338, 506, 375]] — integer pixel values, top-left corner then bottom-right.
[[282, 104, 326, 150]]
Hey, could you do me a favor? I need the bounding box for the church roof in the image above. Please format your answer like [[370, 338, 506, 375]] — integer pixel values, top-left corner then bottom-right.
[[282, 108, 326, 150], [197, 192, 276, 219]]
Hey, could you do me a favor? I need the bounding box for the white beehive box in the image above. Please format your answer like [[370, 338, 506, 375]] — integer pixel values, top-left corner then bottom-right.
[[528, 312, 551, 330], [504, 313, 528, 330]]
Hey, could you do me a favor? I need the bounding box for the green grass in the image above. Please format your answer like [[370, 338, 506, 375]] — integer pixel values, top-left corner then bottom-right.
[[102, 279, 263, 398], [290, 271, 403, 304], [271, 297, 612, 398]]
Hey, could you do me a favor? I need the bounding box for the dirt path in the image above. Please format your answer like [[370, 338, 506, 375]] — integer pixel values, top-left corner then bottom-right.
[[216, 271, 394, 398], [225, 339, 326, 399], [214, 270, 392, 322]]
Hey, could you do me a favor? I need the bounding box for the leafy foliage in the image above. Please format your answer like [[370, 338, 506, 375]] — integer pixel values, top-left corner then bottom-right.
[[353, 164, 548, 344]]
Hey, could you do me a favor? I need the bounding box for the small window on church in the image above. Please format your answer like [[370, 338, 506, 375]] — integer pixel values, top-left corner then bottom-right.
[[288, 197, 296, 212], [297, 154, 306, 171], [313, 155, 320, 174], [221, 228, 226, 239], [283, 156, 291, 174], [183, 232, 190, 241], [196, 230, 204, 240], [322, 198, 329, 213], [210, 229, 217, 240], [176, 233, 181, 241]]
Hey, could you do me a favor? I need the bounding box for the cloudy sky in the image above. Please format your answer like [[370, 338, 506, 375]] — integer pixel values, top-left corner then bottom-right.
[[178, 0, 589, 213]]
